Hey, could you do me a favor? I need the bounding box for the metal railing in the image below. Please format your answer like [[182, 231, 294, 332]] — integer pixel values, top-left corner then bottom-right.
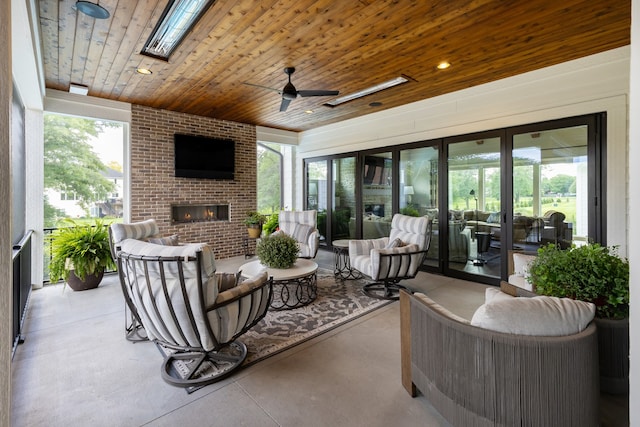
[[13, 230, 33, 359]]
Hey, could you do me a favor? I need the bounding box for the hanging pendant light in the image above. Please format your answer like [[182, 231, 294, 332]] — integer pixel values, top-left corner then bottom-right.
[[75, 1, 110, 19]]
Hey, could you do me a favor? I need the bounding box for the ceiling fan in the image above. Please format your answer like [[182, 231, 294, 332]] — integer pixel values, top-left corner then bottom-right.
[[245, 67, 339, 112]]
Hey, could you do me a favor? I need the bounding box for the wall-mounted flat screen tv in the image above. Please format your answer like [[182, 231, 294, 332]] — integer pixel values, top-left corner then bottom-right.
[[174, 134, 235, 180]]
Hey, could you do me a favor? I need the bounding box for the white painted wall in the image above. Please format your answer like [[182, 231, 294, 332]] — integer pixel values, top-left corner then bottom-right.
[[628, 1, 639, 424], [298, 47, 630, 255]]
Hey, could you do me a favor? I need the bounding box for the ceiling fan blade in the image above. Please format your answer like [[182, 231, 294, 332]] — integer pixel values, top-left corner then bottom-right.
[[279, 98, 292, 112], [298, 90, 339, 97], [243, 82, 282, 94]]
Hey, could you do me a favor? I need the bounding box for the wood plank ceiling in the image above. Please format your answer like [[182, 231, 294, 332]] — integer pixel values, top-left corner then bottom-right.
[[38, 0, 630, 132]]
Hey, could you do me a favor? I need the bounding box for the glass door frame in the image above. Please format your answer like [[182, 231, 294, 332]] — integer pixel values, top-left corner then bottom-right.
[[442, 129, 505, 284]]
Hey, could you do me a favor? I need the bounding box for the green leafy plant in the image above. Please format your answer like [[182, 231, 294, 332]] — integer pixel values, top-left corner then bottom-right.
[[256, 233, 299, 269], [243, 211, 266, 227], [400, 206, 420, 217], [528, 243, 629, 319], [263, 213, 279, 235], [49, 219, 116, 282]]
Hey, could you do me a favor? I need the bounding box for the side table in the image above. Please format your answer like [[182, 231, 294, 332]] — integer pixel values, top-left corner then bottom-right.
[[332, 239, 362, 280], [240, 259, 318, 310]]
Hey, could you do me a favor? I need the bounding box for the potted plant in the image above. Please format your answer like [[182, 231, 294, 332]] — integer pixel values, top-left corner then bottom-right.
[[256, 233, 299, 269], [528, 242, 629, 394], [263, 213, 279, 235], [244, 211, 265, 238], [49, 219, 116, 291]]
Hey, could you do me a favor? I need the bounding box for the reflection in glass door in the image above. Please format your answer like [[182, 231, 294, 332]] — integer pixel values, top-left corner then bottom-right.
[[332, 157, 356, 239], [512, 125, 588, 251], [306, 160, 328, 244], [361, 152, 393, 239], [400, 146, 439, 267], [447, 137, 502, 280]]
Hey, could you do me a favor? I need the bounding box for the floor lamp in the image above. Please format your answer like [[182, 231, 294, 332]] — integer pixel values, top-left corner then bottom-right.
[[469, 189, 477, 241]]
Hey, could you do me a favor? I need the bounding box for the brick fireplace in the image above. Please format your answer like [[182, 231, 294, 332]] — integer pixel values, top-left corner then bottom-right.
[[130, 105, 257, 259]]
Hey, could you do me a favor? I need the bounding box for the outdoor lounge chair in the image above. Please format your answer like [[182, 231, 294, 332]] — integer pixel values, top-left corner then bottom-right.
[[349, 214, 432, 300], [116, 239, 272, 388]]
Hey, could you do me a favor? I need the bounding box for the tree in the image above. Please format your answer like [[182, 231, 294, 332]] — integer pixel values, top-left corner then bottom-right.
[[543, 174, 575, 195], [44, 114, 116, 222], [257, 143, 282, 213]]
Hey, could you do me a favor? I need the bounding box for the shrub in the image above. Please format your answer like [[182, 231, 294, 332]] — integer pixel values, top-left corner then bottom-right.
[[256, 233, 299, 269], [49, 219, 115, 282], [528, 243, 629, 319]]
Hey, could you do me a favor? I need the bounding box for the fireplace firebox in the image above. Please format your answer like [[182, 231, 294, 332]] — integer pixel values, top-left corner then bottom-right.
[[171, 204, 229, 224]]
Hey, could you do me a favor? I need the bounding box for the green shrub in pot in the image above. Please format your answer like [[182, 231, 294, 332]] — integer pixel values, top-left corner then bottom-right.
[[528, 242, 629, 319], [256, 233, 299, 269], [49, 219, 116, 286]]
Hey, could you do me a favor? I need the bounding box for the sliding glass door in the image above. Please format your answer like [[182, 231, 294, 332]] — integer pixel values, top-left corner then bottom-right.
[[509, 118, 596, 252], [306, 159, 328, 244], [361, 152, 393, 239], [304, 113, 604, 285], [332, 157, 357, 240], [447, 135, 502, 280], [400, 145, 439, 267]]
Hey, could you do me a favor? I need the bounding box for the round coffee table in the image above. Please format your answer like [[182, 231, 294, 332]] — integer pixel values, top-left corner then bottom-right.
[[240, 259, 318, 310], [332, 239, 362, 280]]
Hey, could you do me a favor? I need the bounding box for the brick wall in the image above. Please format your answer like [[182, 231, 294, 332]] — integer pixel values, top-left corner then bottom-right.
[[130, 104, 256, 259]]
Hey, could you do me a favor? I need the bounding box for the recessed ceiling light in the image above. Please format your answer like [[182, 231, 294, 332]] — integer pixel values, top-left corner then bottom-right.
[[437, 61, 451, 70], [369, 102, 382, 107], [305, 110, 314, 114], [136, 68, 153, 75]]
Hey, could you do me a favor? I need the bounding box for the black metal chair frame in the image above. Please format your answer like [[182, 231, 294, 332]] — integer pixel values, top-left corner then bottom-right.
[[117, 250, 273, 388], [362, 220, 432, 301], [108, 228, 149, 342], [362, 248, 429, 300]]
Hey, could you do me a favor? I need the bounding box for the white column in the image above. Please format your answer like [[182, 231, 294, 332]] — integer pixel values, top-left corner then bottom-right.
[[25, 108, 44, 288]]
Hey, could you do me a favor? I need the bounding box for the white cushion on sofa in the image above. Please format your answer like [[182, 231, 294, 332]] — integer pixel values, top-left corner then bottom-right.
[[471, 296, 595, 336]]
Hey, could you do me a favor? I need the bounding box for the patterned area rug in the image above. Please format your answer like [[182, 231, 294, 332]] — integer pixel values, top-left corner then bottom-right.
[[242, 268, 391, 366], [159, 269, 391, 392]]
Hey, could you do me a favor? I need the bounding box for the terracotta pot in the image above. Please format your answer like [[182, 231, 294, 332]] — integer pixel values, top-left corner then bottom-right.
[[67, 270, 104, 291], [595, 317, 629, 395], [247, 226, 261, 238]]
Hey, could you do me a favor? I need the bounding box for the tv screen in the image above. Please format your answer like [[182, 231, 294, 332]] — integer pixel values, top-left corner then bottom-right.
[[174, 134, 235, 180]]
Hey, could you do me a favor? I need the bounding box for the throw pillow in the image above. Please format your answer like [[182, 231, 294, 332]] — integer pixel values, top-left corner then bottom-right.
[[470, 296, 595, 336], [217, 272, 238, 292], [292, 223, 313, 244], [385, 237, 404, 249], [148, 234, 180, 246]]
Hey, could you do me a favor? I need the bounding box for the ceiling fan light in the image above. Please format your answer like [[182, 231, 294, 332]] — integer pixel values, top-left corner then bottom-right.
[[75, 1, 110, 19]]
